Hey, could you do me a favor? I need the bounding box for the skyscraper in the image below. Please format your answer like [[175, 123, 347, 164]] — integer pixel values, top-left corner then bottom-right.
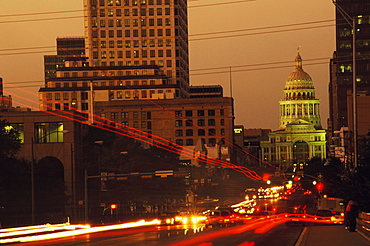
[[329, 0, 370, 133], [83, 0, 190, 98], [39, 0, 234, 159]]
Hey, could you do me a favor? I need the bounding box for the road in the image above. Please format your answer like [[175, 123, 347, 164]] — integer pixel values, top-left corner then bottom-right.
[[14, 217, 305, 246], [8, 185, 318, 246]]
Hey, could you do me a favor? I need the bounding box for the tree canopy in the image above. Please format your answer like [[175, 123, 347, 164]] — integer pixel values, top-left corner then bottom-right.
[[0, 118, 21, 160]]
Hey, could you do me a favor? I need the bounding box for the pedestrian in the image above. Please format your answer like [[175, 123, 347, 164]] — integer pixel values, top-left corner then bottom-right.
[[344, 200, 352, 230], [347, 200, 359, 232]]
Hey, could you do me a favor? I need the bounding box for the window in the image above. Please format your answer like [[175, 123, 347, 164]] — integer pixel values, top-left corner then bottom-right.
[[81, 92, 88, 100], [122, 112, 129, 118], [175, 120, 182, 127], [220, 119, 225, 126], [63, 93, 69, 100], [221, 129, 225, 135], [186, 129, 193, 136], [34, 122, 65, 143], [208, 110, 215, 116], [141, 121, 147, 128], [133, 112, 138, 118], [55, 93, 60, 100], [198, 129, 205, 136], [186, 119, 193, 126], [175, 110, 182, 116], [209, 138, 216, 146], [208, 119, 215, 126], [133, 121, 139, 128], [81, 103, 88, 110], [117, 91, 123, 99], [220, 109, 224, 116], [197, 110, 204, 116], [197, 119, 205, 126], [176, 139, 183, 146], [186, 139, 194, 146], [208, 128, 216, 136], [175, 130, 183, 137], [185, 110, 192, 116]]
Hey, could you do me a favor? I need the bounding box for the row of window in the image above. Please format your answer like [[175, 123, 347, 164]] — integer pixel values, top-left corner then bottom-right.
[[46, 88, 174, 102], [91, 18, 171, 27], [175, 129, 225, 137], [263, 145, 323, 153], [94, 51, 173, 65], [51, 79, 161, 88], [175, 109, 224, 117], [175, 138, 224, 147], [91, 0, 171, 7], [93, 39, 173, 51], [175, 119, 225, 127], [60, 68, 158, 78], [91, 29, 172, 39]]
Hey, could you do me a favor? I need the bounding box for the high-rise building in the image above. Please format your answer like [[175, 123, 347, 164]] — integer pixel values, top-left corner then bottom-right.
[[44, 37, 85, 80], [329, 0, 370, 133], [261, 52, 326, 171], [83, 0, 190, 98], [39, 0, 234, 160]]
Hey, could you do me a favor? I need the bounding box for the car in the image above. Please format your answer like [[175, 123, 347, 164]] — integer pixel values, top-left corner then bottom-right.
[[159, 212, 182, 225], [314, 209, 344, 224], [285, 206, 307, 226], [204, 210, 234, 228]]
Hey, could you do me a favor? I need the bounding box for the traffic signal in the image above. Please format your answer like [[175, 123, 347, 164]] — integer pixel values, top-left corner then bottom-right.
[[110, 204, 117, 210], [316, 182, 324, 192], [262, 173, 271, 181]]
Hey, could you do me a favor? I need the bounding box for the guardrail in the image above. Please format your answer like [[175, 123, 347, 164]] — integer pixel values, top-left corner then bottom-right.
[[357, 211, 370, 238]]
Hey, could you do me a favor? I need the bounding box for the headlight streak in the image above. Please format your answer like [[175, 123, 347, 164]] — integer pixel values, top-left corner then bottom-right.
[[0, 223, 90, 238], [0, 220, 160, 244]]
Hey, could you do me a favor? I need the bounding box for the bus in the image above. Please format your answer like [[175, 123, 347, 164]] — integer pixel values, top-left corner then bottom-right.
[[317, 196, 345, 223]]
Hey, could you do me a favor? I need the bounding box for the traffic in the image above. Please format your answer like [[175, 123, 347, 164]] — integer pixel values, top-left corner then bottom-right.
[[1, 181, 346, 245]]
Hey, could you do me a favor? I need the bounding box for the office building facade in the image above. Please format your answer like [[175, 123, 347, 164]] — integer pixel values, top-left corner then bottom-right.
[[329, 0, 370, 133]]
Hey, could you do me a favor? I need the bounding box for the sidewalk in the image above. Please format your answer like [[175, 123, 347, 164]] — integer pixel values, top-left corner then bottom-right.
[[296, 225, 370, 246]]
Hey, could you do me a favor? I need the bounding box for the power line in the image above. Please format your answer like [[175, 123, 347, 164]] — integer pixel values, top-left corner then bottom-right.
[[0, 10, 83, 18], [0, 19, 334, 56]]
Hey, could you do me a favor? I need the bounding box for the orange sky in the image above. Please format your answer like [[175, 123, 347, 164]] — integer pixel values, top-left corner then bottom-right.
[[0, 0, 335, 130]]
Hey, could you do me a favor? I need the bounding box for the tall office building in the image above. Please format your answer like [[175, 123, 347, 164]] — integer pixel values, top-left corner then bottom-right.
[[329, 0, 370, 133], [39, 0, 234, 156], [44, 37, 85, 80], [83, 0, 190, 98]]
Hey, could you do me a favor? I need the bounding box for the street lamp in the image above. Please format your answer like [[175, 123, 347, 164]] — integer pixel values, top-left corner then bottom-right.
[[31, 129, 69, 225], [332, 1, 358, 168]]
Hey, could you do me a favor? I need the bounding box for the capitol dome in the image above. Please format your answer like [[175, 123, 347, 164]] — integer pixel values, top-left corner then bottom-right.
[[284, 52, 314, 90]]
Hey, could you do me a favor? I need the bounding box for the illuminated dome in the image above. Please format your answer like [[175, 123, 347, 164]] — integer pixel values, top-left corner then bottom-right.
[[284, 52, 314, 91], [279, 50, 321, 130]]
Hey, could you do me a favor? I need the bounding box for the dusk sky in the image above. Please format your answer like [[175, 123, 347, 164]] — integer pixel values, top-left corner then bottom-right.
[[0, 0, 335, 130]]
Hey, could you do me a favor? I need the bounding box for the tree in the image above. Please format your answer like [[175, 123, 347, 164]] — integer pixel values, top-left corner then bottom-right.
[[0, 118, 21, 160]]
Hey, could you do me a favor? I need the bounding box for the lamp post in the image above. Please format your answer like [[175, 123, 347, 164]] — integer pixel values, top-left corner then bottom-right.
[[30, 129, 69, 225], [332, 1, 357, 168]]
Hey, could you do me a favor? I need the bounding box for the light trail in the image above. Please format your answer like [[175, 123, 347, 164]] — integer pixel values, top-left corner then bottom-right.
[[0, 219, 160, 244], [0, 223, 90, 238]]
